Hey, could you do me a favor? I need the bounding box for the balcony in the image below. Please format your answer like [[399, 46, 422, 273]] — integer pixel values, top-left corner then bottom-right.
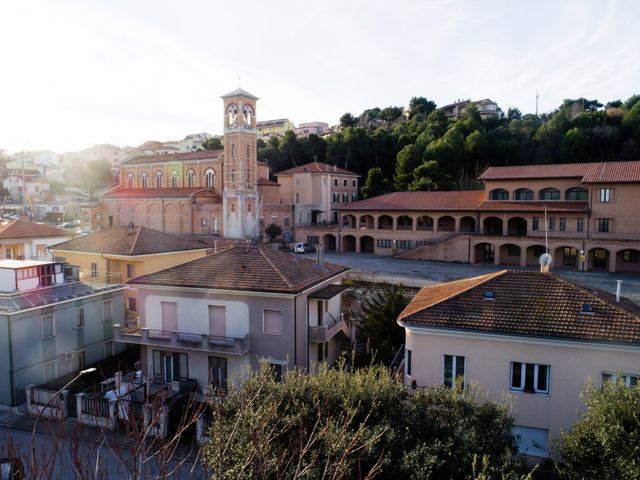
[[113, 324, 250, 356], [309, 313, 349, 343]]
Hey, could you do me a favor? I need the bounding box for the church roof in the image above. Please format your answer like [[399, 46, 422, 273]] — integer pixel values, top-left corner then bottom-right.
[[221, 88, 259, 100], [123, 150, 223, 165], [102, 187, 221, 200]]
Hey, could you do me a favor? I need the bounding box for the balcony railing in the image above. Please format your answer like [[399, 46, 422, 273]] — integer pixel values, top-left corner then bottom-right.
[[309, 312, 349, 343], [113, 324, 250, 356]]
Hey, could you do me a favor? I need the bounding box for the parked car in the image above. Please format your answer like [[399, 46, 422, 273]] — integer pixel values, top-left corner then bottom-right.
[[294, 243, 316, 254]]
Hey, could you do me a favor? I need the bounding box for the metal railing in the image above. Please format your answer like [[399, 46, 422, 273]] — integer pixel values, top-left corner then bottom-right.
[[309, 312, 349, 343]]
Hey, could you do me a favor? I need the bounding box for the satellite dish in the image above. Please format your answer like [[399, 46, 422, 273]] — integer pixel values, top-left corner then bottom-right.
[[539, 253, 552, 267]]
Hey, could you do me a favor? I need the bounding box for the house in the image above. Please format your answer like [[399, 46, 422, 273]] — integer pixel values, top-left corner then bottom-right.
[[256, 118, 295, 139], [439, 98, 503, 120], [0, 220, 72, 261], [50, 226, 220, 315], [301, 160, 640, 273], [113, 245, 350, 393], [0, 258, 125, 407], [2, 170, 51, 202], [294, 122, 330, 138], [398, 270, 640, 457]]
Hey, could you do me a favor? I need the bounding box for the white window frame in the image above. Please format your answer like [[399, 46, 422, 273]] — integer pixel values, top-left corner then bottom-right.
[[103, 300, 113, 321], [601, 372, 639, 387], [76, 308, 85, 329], [599, 188, 611, 203], [443, 354, 465, 388], [262, 309, 283, 335], [42, 314, 56, 339], [510, 362, 550, 394], [43, 360, 57, 383]]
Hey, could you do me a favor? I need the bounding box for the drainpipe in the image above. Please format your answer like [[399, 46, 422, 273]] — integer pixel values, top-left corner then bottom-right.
[[8, 315, 15, 406]]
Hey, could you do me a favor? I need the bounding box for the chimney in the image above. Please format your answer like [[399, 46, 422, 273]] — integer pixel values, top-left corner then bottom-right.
[[333, 164, 337, 173], [616, 280, 623, 303], [316, 244, 324, 267], [214, 241, 217, 254]]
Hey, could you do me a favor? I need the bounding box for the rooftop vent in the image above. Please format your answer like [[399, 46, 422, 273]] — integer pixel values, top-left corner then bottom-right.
[[580, 303, 593, 314], [483, 291, 495, 301]]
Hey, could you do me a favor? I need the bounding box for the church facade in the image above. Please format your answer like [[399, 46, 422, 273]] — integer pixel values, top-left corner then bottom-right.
[[101, 88, 292, 239]]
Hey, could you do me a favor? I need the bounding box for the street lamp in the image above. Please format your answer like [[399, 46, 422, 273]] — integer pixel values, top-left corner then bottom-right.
[[29, 367, 96, 474]]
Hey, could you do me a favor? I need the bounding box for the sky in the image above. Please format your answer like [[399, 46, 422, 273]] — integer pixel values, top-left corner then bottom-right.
[[1, 0, 638, 153]]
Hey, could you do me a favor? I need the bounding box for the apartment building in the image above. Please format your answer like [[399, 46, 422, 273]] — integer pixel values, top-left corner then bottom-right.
[[303, 160, 640, 273], [294, 122, 330, 138], [0, 220, 71, 261], [256, 118, 295, 139], [112, 245, 350, 392], [439, 98, 503, 120], [398, 270, 640, 458], [0, 259, 124, 407]]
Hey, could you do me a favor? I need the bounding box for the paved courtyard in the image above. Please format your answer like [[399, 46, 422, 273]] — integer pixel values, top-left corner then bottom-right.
[[307, 252, 640, 304]]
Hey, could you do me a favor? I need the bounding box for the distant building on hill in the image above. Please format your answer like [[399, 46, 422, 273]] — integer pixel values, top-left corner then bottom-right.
[[256, 118, 295, 139], [439, 98, 503, 120], [294, 122, 330, 138]]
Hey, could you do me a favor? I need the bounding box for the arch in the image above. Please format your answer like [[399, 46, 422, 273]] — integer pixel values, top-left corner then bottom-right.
[[489, 188, 509, 200], [342, 235, 356, 252], [437, 215, 455, 232], [132, 204, 145, 227], [513, 188, 533, 201], [416, 215, 434, 231], [554, 245, 579, 268], [164, 203, 179, 233], [117, 204, 130, 227], [499, 244, 521, 265], [525, 244, 547, 266], [459, 216, 476, 233], [378, 215, 393, 230], [565, 187, 588, 201], [360, 236, 374, 253], [242, 104, 254, 126], [204, 168, 215, 188], [342, 214, 356, 229], [589, 248, 610, 270], [507, 217, 527, 236], [155, 171, 163, 189], [616, 249, 640, 273], [359, 214, 374, 230], [483, 217, 503, 235], [474, 242, 495, 263], [147, 203, 162, 231], [170, 170, 179, 188], [186, 169, 196, 188], [397, 215, 413, 231], [127, 172, 134, 189], [539, 188, 560, 200], [226, 103, 239, 127], [140, 172, 149, 189], [181, 204, 191, 233], [322, 234, 337, 251]]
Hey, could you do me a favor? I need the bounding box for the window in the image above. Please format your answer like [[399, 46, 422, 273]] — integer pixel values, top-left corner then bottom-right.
[[307, 236, 319, 245], [508, 245, 521, 256], [352, 179, 356, 187], [343, 179, 347, 187], [170, 170, 178, 188], [489, 188, 509, 200], [443, 355, 465, 388], [332, 193, 338, 203], [76, 308, 85, 328], [342, 193, 348, 203], [406, 349, 412, 377], [127, 172, 134, 189], [333, 178, 338, 186], [532, 218, 539, 231], [263, 309, 283, 334], [42, 314, 55, 339], [77, 350, 86, 370], [102, 300, 113, 321], [559, 217, 566, 231], [186, 169, 195, 187], [126, 297, 137, 312], [43, 360, 57, 383], [483, 244, 495, 262], [377, 239, 393, 248], [155, 171, 163, 188], [512, 426, 549, 457], [295, 192, 300, 203], [141, 172, 148, 189], [598, 218, 611, 233], [204, 169, 215, 188], [514, 188, 533, 200], [161, 301, 178, 332], [623, 250, 639, 263], [91, 263, 98, 278], [548, 217, 555, 231], [396, 240, 413, 249], [599, 188, 612, 203], [209, 356, 228, 391], [563, 247, 577, 266], [510, 362, 549, 394], [539, 188, 560, 200], [295, 178, 300, 186], [152, 350, 188, 382], [208, 305, 226, 337], [601, 372, 639, 387], [565, 188, 588, 201], [284, 217, 290, 227], [127, 264, 135, 278], [351, 192, 357, 202], [577, 217, 584, 232]]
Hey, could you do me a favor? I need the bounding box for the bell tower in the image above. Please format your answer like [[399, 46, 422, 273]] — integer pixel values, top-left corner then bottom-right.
[[221, 88, 259, 239]]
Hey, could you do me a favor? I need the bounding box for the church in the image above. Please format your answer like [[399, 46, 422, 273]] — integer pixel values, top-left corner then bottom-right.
[[101, 88, 293, 238]]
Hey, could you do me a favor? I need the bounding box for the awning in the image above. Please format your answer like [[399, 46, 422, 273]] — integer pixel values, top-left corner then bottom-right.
[[309, 284, 348, 300]]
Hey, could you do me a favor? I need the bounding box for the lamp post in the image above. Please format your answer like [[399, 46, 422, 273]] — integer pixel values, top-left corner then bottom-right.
[[29, 367, 96, 474]]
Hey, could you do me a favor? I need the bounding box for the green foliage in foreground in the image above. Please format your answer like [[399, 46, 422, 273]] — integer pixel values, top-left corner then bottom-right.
[[203, 363, 523, 479], [558, 379, 640, 480]]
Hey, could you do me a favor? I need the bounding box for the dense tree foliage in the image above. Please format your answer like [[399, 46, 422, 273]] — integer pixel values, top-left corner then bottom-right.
[[257, 95, 640, 197], [558, 379, 640, 479], [201, 137, 223, 150], [204, 363, 523, 480]]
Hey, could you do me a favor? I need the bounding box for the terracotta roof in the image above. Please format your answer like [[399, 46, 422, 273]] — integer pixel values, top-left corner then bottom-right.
[[258, 178, 280, 186], [479, 161, 640, 183], [128, 245, 348, 293], [51, 226, 212, 256], [276, 162, 359, 176], [0, 220, 69, 239], [102, 187, 221, 199], [341, 191, 484, 211], [399, 270, 640, 346], [477, 201, 589, 212], [123, 150, 223, 165]]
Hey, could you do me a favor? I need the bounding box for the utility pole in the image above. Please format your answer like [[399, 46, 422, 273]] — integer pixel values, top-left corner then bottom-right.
[[535, 90, 539, 117]]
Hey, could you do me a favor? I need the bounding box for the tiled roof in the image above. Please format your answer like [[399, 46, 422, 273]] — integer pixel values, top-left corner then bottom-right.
[[477, 201, 589, 212], [221, 88, 259, 100], [399, 270, 640, 346], [128, 245, 348, 294], [276, 162, 359, 176], [258, 178, 280, 186], [102, 187, 221, 199], [479, 161, 640, 183], [340, 191, 485, 211], [51, 226, 212, 256], [0, 220, 69, 239], [123, 150, 223, 165]]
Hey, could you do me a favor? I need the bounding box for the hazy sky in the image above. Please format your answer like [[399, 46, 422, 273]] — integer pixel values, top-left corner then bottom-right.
[[1, 0, 638, 153]]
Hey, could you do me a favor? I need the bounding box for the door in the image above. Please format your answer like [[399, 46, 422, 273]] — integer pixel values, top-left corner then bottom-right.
[[163, 355, 173, 383], [208, 305, 226, 338], [161, 302, 178, 333], [209, 356, 228, 391]]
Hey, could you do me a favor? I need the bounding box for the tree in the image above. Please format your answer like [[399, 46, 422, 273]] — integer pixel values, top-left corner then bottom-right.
[[264, 223, 282, 242], [558, 379, 640, 479], [507, 108, 522, 121], [409, 160, 454, 191], [339, 112, 358, 128], [393, 144, 422, 191], [359, 283, 408, 364], [361, 167, 391, 199], [408, 97, 437, 120], [201, 137, 223, 150], [68, 159, 114, 201]]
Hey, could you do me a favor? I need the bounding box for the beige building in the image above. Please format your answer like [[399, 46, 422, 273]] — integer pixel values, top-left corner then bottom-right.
[[256, 118, 295, 139], [301, 160, 640, 273], [398, 270, 640, 458]]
